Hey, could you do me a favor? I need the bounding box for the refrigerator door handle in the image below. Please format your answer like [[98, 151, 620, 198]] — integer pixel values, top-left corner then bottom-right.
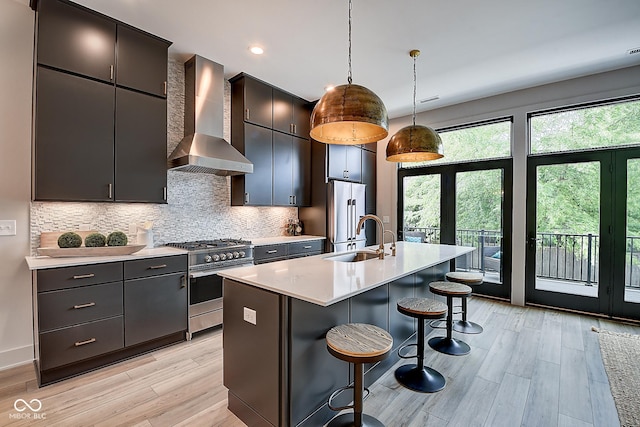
[[351, 198, 357, 240], [346, 198, 352, 242]]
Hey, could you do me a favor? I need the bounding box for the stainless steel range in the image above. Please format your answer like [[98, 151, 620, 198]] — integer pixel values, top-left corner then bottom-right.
[[166, 239, 254, 338]]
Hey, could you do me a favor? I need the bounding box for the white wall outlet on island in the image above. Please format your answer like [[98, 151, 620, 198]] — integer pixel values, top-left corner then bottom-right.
[[0, 220, 16, 236], [243, 307, 257, 325]]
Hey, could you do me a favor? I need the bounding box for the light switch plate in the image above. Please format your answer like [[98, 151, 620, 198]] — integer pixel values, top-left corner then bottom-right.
[[243, 307, 257, 325], [0, 220, 16, 236]]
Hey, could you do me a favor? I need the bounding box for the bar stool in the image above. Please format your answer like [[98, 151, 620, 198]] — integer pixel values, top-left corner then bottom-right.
[[395, 297, 448, 393], [326, 323, 393, 427], [446, 271, 484, 334], [428, 281, 471, 356]]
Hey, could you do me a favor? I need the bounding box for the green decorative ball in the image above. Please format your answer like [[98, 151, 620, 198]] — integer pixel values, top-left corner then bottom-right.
[[57, 232, 82, 248], [106, 231, 128, 246], [85, 233, 106, 247]]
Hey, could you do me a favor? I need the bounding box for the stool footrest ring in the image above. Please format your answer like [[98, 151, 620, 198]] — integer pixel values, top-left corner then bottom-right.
[[429, 319, 447, 329], [327, 385, 371, 412], [397, 343, 418, 360]]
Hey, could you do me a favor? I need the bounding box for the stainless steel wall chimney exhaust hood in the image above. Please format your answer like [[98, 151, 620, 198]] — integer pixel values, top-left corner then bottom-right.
[[168, 55, 253, 175]]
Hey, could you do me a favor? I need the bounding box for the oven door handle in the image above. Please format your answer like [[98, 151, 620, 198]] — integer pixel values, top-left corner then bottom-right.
[[189, 263, 254, 278]]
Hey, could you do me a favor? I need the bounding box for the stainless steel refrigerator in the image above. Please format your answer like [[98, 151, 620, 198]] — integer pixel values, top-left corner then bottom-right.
[[328, 180, 366, 252]]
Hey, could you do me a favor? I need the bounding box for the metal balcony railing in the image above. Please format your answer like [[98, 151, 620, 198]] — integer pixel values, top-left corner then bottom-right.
[[403, 227, 640, 288]]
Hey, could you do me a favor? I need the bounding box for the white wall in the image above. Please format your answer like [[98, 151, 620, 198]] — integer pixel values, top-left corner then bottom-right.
[[0, 0, 35, 369], [377, 64, 640, 306]]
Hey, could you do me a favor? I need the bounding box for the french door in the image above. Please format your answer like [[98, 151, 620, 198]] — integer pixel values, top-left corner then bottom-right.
[[525, 148, 640, 320], [398, 159, 513, 300]]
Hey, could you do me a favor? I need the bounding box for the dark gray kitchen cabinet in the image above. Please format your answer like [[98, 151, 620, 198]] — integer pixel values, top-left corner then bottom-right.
[[231, 123, 273, 206], [233, 76, 273, 129], [327, 144, 362, 182], [115, 88, 167, 203], [273, 91, 311, 138], [253, 239, 324, 264], [116, 25, 169, 98], [36, 0, 116, 84], [124, 271, 187, 347], [33, 0, 170, 203], [34, 66, 115, 201], [273, 132, 311, 206]]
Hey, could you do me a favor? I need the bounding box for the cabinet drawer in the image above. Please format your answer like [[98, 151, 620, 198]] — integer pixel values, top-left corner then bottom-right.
[[37, 263, 123, 292], [38, 282, 123, 332], [39, 316, 124, 371], [289, 240, 323, 256], [254, 244, 288, 262], [124, 255, 187, 280]]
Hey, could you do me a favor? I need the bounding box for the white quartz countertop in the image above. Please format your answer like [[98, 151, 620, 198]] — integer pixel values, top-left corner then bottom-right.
[[250, 235, 326, 246], [25, 247, 188, 270], [218, 242, 474, 306]]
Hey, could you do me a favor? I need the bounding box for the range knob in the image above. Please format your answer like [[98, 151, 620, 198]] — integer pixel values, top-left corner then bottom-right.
[[212, 254, 220, 262], [204, 255, 212, 263], [239, 251, 246, 258], [219, 253, 226, 261], [226, 252, 233, 260], [233, 252, 240, 259]]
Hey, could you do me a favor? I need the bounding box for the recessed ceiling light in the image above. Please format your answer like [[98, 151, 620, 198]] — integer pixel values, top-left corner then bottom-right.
[[249, 46, 264, 55]]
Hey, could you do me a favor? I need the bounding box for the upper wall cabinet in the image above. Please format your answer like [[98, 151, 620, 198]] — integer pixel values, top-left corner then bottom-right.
[[230, 73, 311, 206], [37, 0, 116, 84], [116, 25, 169, 98], [33, 0, 171, 203]]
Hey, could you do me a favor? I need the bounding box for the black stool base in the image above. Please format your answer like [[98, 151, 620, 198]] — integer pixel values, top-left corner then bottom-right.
[[453, 320, 483, 334], [327, 413, 385, 427], [395, 364, 446, 393], [428, 336, 470, 356]]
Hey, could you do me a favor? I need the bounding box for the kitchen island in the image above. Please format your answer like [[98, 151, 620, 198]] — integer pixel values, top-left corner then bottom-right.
[[218, 242, 474, 427]]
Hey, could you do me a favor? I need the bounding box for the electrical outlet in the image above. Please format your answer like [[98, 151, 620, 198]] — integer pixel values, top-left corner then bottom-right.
[[0, 220, 16, 236], [382, 216, 390, 224], [243, 307, 257, 325], [79, 223, 91, 231], [129, 223, 138, 235]]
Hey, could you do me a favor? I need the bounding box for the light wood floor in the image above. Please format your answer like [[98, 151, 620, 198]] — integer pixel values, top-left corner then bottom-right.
[[1, 298, 638, 427]]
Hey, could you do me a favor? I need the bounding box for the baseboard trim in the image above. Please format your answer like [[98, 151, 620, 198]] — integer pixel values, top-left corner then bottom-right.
[[0, 345, 34, 372]]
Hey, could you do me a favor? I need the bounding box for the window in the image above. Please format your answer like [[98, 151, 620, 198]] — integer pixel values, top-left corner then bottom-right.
[[530, 98, 640, 154], [401, 119, 511, 168]]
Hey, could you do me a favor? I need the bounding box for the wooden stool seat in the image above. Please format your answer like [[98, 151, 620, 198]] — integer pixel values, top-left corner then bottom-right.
[[445, 273, 485, 334], [397, 297, 447, 318], [326, 323, 392, 427], [429, 281, 472, 297], [428, 281, 471, 356], [445, 271, 483, 285], [395, 298, 448, 393]]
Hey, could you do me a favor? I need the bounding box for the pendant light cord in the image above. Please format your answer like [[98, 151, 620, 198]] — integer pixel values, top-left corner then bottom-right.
[[412, 53, 417, 126], [347, 0, 353, 85]]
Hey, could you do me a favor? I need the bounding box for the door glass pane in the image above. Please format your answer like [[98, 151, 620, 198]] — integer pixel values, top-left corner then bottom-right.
[[535, 162, 600, 297], [626, 159, 640, 303], [403, 175, 440, 243], [455, 169, 504, 284]]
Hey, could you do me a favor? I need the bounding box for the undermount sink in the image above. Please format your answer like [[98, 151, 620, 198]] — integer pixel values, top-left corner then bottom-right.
[[325, 251, 389, 262]]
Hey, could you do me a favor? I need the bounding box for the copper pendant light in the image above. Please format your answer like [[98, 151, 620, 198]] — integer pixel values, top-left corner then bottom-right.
[[310, 0, 389, 145], [386, 50, 443, 162]]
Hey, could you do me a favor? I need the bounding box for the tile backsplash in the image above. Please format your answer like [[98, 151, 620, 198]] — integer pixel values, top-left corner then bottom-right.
[[29, 54, 297, 254]]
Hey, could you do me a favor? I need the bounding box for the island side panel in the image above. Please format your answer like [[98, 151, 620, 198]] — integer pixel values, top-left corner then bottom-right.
[[415, 261, 449, 298], [289, 297, 349, 427], [223, 279, 281, 427]]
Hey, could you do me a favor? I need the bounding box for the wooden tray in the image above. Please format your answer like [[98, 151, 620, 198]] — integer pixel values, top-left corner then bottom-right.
[[37, 245, 146, 258]]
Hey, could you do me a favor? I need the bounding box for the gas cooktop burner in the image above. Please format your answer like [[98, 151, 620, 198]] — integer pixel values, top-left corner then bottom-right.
[[166, 239, 252, 251]]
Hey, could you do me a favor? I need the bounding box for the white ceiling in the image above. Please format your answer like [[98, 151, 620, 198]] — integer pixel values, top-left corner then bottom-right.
[[71, 0, 640, 119]]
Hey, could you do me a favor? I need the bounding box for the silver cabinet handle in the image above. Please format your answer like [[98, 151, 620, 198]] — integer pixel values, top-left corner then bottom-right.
[[180, 275, 187, 288], [163, 186, 167, 201], [109, 65, 114, 81], [163, 81, 167, 95], [148, 264, 167, 270], [75, 338, 96, 347], [266, 250, 278, 254], [245, 109, 250, 120], [73, 302, 96, 309], [303, 245, 312, 249], [108, 183, 113, 199], [72, 273, 95, 280]]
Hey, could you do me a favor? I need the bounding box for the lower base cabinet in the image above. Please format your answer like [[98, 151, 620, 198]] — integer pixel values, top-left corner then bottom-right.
[[34, 255, 187, 385], [124, 272, 187, 346]]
